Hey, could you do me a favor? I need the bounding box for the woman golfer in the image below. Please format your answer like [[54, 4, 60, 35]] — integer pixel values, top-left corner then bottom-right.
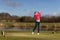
[[32, 11, 41, 35]]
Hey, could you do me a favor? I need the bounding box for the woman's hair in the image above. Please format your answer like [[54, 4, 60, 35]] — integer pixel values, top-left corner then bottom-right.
[[34, 11, 38, 14]]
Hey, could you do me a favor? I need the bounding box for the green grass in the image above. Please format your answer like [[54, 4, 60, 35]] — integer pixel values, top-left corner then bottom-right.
[[0, 31, 60, 40]]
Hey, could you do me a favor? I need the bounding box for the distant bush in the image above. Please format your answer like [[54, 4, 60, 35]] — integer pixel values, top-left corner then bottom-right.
[[0, 23, 6, 28]]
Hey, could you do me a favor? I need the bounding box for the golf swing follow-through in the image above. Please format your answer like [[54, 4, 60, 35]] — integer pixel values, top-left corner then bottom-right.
[[32, 11, 41, 35]]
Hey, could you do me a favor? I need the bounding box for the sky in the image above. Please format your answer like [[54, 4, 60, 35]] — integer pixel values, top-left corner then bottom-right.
[[0, 0, 60, 16]]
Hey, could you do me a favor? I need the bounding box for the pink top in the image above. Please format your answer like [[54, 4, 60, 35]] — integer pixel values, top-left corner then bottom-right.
[[34, 12, 41, 22]]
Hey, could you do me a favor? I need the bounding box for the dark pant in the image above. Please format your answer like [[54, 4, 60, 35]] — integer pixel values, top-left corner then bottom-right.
[[33, 22, 40, 33]]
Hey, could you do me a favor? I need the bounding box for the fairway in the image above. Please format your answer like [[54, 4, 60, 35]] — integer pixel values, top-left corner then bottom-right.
[[0, 31, 60, 40]]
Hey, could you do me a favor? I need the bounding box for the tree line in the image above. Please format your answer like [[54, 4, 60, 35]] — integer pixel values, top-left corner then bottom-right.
[[0, 12, 60, 22]]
